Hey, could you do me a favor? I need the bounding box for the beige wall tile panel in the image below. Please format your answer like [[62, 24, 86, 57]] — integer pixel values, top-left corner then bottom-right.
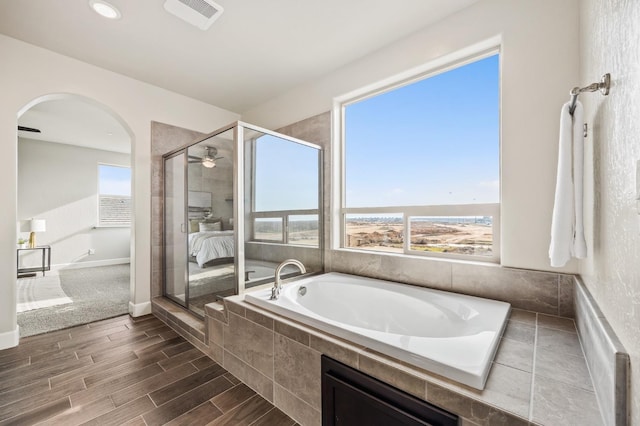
[[274, 334, 322, 410], [273, 383, 321, 426], [532, 375, 602, 426], [493, 338, 534, 373], [451, 264, 559, 315], [537, 314, 577, 334], [309, 334, 360, 369], [426, 382, 528, 426], [274, 320, 310, 346], [223, 313, 274, 378], [358, 351, 427, 400], [507, 309, 537, 325], [223, 350, 274, 403], [535, 347, 593, 391]]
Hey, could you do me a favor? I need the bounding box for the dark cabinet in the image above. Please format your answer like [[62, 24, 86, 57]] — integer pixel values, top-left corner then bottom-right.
[[322, 356, 458, 426]]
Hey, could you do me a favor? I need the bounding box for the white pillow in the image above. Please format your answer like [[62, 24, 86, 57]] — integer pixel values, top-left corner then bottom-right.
[[199, 221, 221, 232]]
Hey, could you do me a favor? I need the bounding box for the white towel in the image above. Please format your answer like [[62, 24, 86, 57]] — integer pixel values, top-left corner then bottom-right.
[[549, 101, 587, 267]]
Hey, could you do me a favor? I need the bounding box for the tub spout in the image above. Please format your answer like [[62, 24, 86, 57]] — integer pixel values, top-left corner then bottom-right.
[[270, 259, 306, 300]]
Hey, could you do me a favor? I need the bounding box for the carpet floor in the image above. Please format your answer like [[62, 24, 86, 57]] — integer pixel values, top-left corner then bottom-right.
[[17, 264, 130, 337], [16, 274, 72, 313]]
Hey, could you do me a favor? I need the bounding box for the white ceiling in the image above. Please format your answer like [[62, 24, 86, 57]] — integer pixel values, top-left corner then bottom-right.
[[0, 0, 477, 114]]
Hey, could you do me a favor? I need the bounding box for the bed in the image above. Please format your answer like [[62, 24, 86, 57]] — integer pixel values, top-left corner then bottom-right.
[[188, 230, 234, 268]]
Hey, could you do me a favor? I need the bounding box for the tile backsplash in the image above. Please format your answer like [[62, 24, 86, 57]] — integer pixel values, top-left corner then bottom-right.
[[328, 249, 574, 317]]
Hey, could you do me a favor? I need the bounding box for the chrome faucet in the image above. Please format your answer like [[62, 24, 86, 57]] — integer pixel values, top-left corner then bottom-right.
[[270, 259, 306, 300]]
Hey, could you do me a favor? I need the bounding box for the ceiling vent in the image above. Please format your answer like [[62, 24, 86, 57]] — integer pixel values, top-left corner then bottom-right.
[[163, 0, 224, 30]]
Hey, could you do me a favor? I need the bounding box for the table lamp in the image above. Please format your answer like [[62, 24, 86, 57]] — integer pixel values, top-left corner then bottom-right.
[[29, 219, 46, 248]]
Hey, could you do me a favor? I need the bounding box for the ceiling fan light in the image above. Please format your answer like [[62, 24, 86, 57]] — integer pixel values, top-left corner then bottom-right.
[[89, 0, 121, 19], [202, 158, 216, 168]]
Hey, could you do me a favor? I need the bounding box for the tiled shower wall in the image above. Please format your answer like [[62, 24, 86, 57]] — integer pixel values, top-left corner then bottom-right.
[[277, 112, 576, 318], [150, 121, 207, 298]]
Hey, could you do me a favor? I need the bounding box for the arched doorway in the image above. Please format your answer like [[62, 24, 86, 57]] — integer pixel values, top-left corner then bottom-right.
[[16, 94, 135, 336]]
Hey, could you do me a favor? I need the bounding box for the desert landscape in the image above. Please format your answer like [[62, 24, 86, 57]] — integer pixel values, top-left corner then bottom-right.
[[345, 217, 493, 256]]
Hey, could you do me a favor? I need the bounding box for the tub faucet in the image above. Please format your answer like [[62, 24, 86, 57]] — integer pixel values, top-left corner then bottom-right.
[[270, 259, 306, 300]]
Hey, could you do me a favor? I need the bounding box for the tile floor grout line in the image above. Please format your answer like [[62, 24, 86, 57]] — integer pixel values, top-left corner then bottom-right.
[[248, 406, 275, 425]]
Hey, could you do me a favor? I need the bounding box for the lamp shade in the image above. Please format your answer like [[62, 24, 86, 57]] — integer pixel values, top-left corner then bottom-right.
[[30, 219, 46, 232]]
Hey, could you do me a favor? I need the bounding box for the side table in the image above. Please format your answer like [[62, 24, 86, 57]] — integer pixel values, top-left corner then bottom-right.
[[17, 245, 51, 278]]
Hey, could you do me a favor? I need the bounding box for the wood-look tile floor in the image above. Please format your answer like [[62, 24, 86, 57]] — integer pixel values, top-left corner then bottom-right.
[[0, 314, 297, 426]]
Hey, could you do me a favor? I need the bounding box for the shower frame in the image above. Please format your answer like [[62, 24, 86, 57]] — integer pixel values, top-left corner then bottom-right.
[[162, 121, 324, 314]]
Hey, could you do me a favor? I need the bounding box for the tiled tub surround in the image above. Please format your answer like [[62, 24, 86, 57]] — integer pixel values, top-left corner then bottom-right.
[[203, 296, 604, 426], [329, 251, 576, 318], [574, 277, 629, 426]]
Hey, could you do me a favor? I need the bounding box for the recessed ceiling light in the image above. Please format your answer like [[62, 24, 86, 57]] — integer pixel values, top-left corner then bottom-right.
[[89, 0, 121, 20]]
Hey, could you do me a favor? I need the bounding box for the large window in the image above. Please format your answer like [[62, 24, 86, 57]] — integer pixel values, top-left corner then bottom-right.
[[98, 164, 131, 226], [340, 52, 500, 261]]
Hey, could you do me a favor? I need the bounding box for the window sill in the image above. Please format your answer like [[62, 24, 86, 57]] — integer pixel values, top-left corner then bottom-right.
[[332, 247, 500, 266]]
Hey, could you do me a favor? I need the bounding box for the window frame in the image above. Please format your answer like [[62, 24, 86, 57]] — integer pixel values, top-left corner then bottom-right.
[[97, 162, 132, 227], [247, 134, 322, 248], [333, 45, 501, 263], [251, 210, 320, 245]]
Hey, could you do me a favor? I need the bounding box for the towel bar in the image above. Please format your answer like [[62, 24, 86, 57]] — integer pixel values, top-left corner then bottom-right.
[[568, 73, 611, 115]]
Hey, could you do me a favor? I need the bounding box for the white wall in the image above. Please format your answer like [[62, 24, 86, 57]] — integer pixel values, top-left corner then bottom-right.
[[579, 1, 640, 424], [18, 138, 131, 267], [0, 34, 240, 348], [243, 0, 580, 274]]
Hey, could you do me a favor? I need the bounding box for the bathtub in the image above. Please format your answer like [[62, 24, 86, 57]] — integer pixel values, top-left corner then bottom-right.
[[244, 272, 510, 390]]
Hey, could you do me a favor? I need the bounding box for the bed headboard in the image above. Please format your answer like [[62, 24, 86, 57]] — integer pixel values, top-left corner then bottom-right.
[[188, 191, 212, 218]]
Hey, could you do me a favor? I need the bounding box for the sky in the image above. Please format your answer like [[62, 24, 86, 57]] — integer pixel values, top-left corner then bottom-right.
[[344, 54, 499, 208], [254, 134, 319, 211], [99, 164, 131, 196]]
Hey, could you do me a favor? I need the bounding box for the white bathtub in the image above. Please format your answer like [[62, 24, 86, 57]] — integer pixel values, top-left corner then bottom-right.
[[244, 272, 510, 390]]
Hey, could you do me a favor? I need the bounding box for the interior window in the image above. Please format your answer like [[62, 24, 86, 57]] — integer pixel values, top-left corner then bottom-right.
[[340, 53, 500, 261], [98, 164, 131, 226], [250, 134, 320, 246]]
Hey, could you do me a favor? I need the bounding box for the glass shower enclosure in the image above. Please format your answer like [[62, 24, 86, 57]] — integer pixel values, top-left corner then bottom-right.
[[163, 122, 323, 317]]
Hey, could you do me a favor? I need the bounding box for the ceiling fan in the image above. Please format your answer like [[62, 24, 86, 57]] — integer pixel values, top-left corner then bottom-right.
[[189, 146, 223, 168]]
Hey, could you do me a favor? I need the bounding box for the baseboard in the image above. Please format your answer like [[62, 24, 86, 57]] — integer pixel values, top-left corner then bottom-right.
[[0, 325, 20, 350], [53, 258, 130, 271], [129, 301, 152, 317]]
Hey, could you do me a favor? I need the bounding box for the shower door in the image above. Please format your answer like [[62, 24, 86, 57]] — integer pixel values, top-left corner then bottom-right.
[[185, 128, 236, 317], [163, 152, 188, 307]]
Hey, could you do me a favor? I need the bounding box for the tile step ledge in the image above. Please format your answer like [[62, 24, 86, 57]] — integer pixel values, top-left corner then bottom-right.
[[151, 297, 206, 344]]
